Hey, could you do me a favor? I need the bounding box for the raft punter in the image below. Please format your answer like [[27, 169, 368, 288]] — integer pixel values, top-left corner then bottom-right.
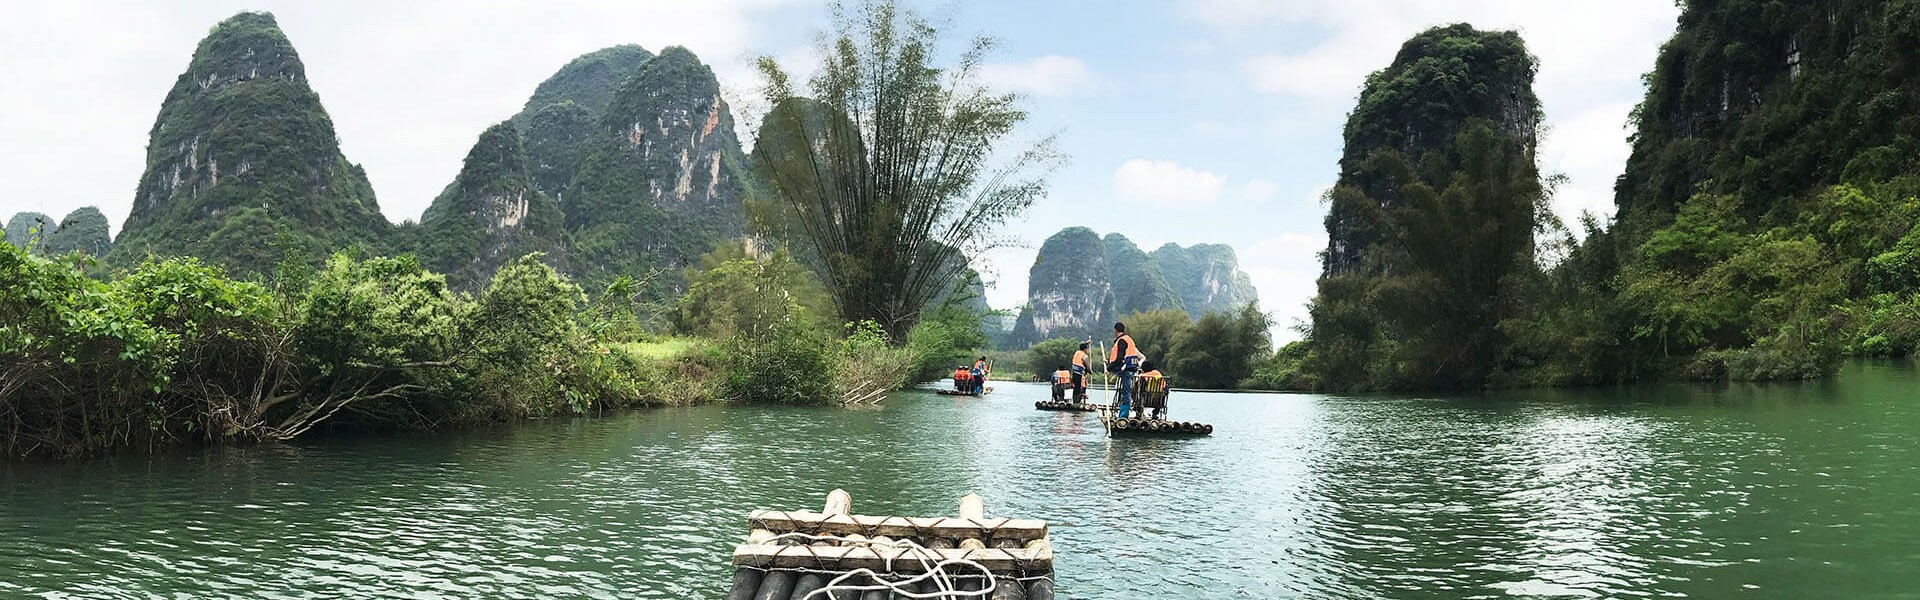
[[971, 356, 989, 395], [1070, 341, 1091, 401], [1107, 322, 1144, 418]]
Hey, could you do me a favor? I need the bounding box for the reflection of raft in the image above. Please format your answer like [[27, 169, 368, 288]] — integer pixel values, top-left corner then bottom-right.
[[1034, 400, 1096, 412], [727, 490, 1056, 599], [935, 387, 991, 397]]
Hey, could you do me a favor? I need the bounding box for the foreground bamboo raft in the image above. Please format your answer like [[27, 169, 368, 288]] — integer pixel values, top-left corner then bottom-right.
[[727, 490, 1055, 599]]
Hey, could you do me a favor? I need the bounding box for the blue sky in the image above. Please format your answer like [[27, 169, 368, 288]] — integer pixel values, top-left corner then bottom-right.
[[0, 0, 1680, 340]]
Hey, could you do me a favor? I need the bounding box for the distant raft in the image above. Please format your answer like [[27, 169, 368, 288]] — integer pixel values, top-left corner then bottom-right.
[[1033, 400, 1096, 412], [727, 489, 1056, 599]]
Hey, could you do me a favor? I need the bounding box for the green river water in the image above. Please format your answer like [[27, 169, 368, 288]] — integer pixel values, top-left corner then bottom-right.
[[4, 361, 1919, 598]]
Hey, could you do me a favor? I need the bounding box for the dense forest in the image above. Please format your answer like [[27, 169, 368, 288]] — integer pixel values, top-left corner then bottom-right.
[[1284, 1, 1920, 391]]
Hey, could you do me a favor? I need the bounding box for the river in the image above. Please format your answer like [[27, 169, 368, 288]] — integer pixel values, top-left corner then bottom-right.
[[3, 361, 1918, 598]]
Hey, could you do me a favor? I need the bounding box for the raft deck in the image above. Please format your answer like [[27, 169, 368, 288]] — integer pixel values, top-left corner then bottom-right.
[[1097, 406, 1214, 436], [727, 490, 1055, 599]]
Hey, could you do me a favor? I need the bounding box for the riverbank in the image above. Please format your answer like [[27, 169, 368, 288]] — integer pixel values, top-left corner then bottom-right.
[[0, 244, 975, 459]]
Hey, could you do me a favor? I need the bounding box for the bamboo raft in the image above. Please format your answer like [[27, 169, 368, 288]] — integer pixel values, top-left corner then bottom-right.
[[935, 387, 992, 397], [1100, 411, 1214, 436], [1033, 400, 1096, 412], [727, 490, 1055, 599], [1096, 383, 1213, 436]]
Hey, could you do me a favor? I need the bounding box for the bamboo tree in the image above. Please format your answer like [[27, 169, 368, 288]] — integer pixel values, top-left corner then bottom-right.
[[750, 0, 1062, 340]]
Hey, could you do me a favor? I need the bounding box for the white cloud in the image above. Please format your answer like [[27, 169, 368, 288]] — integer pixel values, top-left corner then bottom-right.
[[978, 55, 1097, 97], [1237, 179, 1280, 202], [1113, 159, 1226, 206], [1238, 231, 1329, 343], [1540, 102, 1634, 228]]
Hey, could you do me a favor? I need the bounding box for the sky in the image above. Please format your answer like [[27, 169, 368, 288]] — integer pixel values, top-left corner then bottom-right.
[[0, 0, 1681, 341]]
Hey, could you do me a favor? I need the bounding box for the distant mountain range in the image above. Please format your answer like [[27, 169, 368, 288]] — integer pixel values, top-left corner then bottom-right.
[[9, 11, 1259, 334], [1006, 227, 1258, 347]]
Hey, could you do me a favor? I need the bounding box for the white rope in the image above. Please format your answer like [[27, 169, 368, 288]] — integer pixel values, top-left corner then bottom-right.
[[764, 532, 1001, 599]]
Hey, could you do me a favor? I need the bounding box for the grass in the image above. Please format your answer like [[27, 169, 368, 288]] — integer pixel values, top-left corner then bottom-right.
[[610, 337, 703, 361]]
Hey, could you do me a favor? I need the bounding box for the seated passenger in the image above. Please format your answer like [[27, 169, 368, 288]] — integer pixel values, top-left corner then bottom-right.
[[1135, 361, 1169, 419]]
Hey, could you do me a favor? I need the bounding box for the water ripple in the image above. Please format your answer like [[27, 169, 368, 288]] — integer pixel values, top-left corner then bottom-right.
[[5, 364, 1920, 598]]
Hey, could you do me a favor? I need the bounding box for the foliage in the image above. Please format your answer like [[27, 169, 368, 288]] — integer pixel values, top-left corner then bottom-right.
[[1023, 338, 1081, 381], [750, 0, 1061, 339], [1119, 309, 1190, 369], [1307, 121, 1548, 390], [905, 304, 988, 381], [835, 320, 917, 402], [673, 247, 834, 340], [1169, 303, 1273, 389]]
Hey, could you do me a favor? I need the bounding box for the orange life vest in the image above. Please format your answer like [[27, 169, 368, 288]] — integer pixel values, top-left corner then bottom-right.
[[1053, 370, 1072, 385], [1141, 369, 1163, 379], [1108, 334, 1144, 362]]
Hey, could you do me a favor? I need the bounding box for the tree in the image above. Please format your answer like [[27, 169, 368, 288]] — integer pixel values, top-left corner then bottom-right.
[[1118, 309, 1190, 372], [750, 0, 1061, 340], [1024, 337, 1081, 381], [1169, 303, 1272, 389]]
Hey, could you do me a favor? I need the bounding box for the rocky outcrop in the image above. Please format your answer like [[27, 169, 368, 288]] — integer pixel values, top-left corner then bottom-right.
[[1615, 1, 1920, 222], [1322, 24, 1539, 276], [1009, 227, 1259, 346], [1151, 242, 1259, 316], [39, 207, 113, 257], [418, 123, 567, 290], [109, 11, 387, 274], [563, 45, 749, 291], [4, 212, 52, 249], [510, 45, 654, 200]]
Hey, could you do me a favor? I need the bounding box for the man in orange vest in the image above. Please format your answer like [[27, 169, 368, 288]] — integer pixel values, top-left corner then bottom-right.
[[1107, 322, 1144, 418], [1070, 341, 1091, 401]]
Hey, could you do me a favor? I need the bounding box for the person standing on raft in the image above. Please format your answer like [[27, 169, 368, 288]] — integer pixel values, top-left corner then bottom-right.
[[1070, 341, 1091, 402], [1107, 322, 1144, 417], [971, 356, 989, 395]]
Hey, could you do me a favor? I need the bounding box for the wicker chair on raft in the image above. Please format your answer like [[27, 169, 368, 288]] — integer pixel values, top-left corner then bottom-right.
[[1100, 375, 1213, 436]]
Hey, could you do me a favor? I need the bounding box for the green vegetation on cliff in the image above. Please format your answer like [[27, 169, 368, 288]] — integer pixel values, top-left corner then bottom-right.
[[1298, 24, 1550, 391], [4, 213, 51, 249], [565, 46, 747, 295], [1296, 3, 1920, 391], [39, 208, 113, 258], [418, 123, 567, 290], [510, 45, 654, 199], [1010, 227, 1260, 347], [109, 12, 388, 275]]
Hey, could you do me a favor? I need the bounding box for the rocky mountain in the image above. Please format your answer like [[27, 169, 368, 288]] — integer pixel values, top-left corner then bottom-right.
[[4, 212, 51, 248], [40, 207, 113, 257], [1008, 227, 1259, 346], [418, 123, 567, 290], [1321, 23, 1539, 277], [563, 45, 749, 292], [1615, 0, 1919, 224], [1152, 242, 1259, 316], [510, 45, 654, 200], [109, 12, 387, 275]]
